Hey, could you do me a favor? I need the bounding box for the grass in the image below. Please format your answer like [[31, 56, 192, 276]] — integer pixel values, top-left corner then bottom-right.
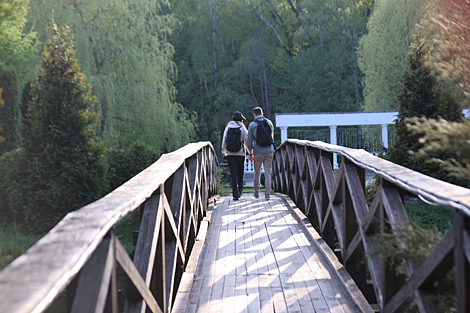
[[0, 221, 42, 271], [114, 209, 140, 254], [404, 199, 453, 234], [0, 209, 140, 272]]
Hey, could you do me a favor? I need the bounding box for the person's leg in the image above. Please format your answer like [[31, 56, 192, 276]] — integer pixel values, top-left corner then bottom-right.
[[236, 156, 245, 197], [263, 153, 273, 198], [253, 154, 263, 198], [226, 156, 240, 199]]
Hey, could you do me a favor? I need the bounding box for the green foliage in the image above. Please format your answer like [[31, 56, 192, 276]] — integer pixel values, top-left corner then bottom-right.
[[0, 72, 19, 155], [0, 0, 38, 73], [0, 0, 38, 156], [114, 210, 140, 254], [404, 201, 453, 234], [405, 4, 470, 187], [28, 0, 195, 152], [217, 167, 231, 196], [170, 0, 372, 149], [0, 222, 42, 271], [372, 223, 456, 312], [408, 118, 470, 186], [358, 0, 432, 111], [2, 24, 108, 233], [107, 142, 161, 191], [387, 31, 464, 185], [365, 178, 380, 207], [0, 148, 31, 222]]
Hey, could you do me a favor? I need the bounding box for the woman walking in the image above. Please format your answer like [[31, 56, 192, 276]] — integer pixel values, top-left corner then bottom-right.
[[221, 111, 248, 201]]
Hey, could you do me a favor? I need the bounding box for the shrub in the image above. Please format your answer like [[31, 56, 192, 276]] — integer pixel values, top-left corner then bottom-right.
[[107, 142, 160, 191], [372, 224, 455, 312]]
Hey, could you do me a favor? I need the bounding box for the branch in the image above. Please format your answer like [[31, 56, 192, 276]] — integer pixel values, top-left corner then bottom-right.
[[259, 15, 293, 57]]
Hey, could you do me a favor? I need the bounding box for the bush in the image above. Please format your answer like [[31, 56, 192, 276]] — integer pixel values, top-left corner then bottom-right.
[[107, 142, 160, 191], [372, 224, 455, 312], [0, 149, 30, 223]]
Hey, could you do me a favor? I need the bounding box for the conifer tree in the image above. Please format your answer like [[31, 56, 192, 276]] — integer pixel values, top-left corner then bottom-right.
[[387, 31, 463, 184], [407, 0, 470, 186], [9, 23, 107, 232]]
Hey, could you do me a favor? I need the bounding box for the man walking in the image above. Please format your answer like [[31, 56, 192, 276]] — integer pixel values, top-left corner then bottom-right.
[[247, 107, 275, 199]]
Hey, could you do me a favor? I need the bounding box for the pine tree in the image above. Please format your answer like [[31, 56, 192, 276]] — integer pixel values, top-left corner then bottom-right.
[[7, 23, 108, 232], [387, 31, 463, 184]]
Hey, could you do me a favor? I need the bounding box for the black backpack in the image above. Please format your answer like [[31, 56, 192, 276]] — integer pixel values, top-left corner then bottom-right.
[[226, 127, 243, 152], [255, 119, 273, 146]]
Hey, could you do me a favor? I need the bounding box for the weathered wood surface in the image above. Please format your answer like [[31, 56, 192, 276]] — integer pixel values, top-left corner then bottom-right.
[[172, 194, 373, 313], [0, 142, 218, 313], [272, 139, 470, 313]]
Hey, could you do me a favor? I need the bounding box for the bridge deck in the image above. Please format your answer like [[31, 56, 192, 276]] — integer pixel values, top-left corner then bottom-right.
[[173, 194, 371, 313]]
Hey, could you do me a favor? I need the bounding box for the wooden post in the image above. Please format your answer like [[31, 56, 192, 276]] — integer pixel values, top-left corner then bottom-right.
[[454, 211, 470, 312]]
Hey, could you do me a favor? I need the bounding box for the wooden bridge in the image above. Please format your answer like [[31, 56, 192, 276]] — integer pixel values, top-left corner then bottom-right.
[[1, 140, 470, 313]]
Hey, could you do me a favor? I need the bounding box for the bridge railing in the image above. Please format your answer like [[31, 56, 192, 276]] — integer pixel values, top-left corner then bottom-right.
[[273, 139, 470, 313], [0, 142, 218, 313]]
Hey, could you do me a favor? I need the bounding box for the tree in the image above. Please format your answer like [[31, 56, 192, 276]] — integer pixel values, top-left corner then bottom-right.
[[358, 0, 432, 111], [407, 0, 470, 186], [170, 0, 372, 151], [387, 31, 463, 184], [3, 23, 108, 232], [27, 0, 195, 152], [0, 0, 38, 155]]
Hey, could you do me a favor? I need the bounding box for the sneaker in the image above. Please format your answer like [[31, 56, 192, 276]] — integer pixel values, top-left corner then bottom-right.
[[233, 197, 239, 201], [265, 194, 270, 200], [254, 192, 259, 199]]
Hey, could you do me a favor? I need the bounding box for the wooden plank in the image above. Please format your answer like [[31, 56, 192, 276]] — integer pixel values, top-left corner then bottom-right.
[[169, 165, 186, 252], [454, 212, 470, 313], [70, 235, 115, 313], [125, 191, 163, 312], [280, 194, 374, 313]]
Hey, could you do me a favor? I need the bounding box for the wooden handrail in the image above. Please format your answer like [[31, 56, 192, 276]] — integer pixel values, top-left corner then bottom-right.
[[272, 139, 470, 313], [0, 141, 218, 313]]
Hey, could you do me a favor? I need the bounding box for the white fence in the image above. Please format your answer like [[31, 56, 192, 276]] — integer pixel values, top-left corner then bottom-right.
[[244, 155, 264, 173]]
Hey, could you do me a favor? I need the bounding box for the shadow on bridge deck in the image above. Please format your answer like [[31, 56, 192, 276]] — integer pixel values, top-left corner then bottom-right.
[[173, 194, 373, 313]]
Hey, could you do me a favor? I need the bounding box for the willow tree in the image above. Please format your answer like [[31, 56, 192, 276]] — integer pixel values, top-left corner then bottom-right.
[[28, 0, 195, 152], [358, 0, 432, 111], [0, 0, 38, 155]]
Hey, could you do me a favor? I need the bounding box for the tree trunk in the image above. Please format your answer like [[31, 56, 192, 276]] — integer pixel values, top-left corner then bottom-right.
[[211, 0, 217, 86]]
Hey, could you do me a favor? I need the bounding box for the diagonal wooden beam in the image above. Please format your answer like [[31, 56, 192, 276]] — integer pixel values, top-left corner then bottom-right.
[[115, 239, 161, 313], [383, 230, 454, 313]]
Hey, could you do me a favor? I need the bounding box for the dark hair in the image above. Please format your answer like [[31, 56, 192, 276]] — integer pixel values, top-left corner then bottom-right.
[[252, 107, 263, 116], [232, 111, 246, 121]]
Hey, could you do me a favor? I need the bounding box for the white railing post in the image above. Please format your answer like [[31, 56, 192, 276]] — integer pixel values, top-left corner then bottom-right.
[[381, 124, 389, 149], [329, 125, 338, 168], [280, 126, 288, 143]]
